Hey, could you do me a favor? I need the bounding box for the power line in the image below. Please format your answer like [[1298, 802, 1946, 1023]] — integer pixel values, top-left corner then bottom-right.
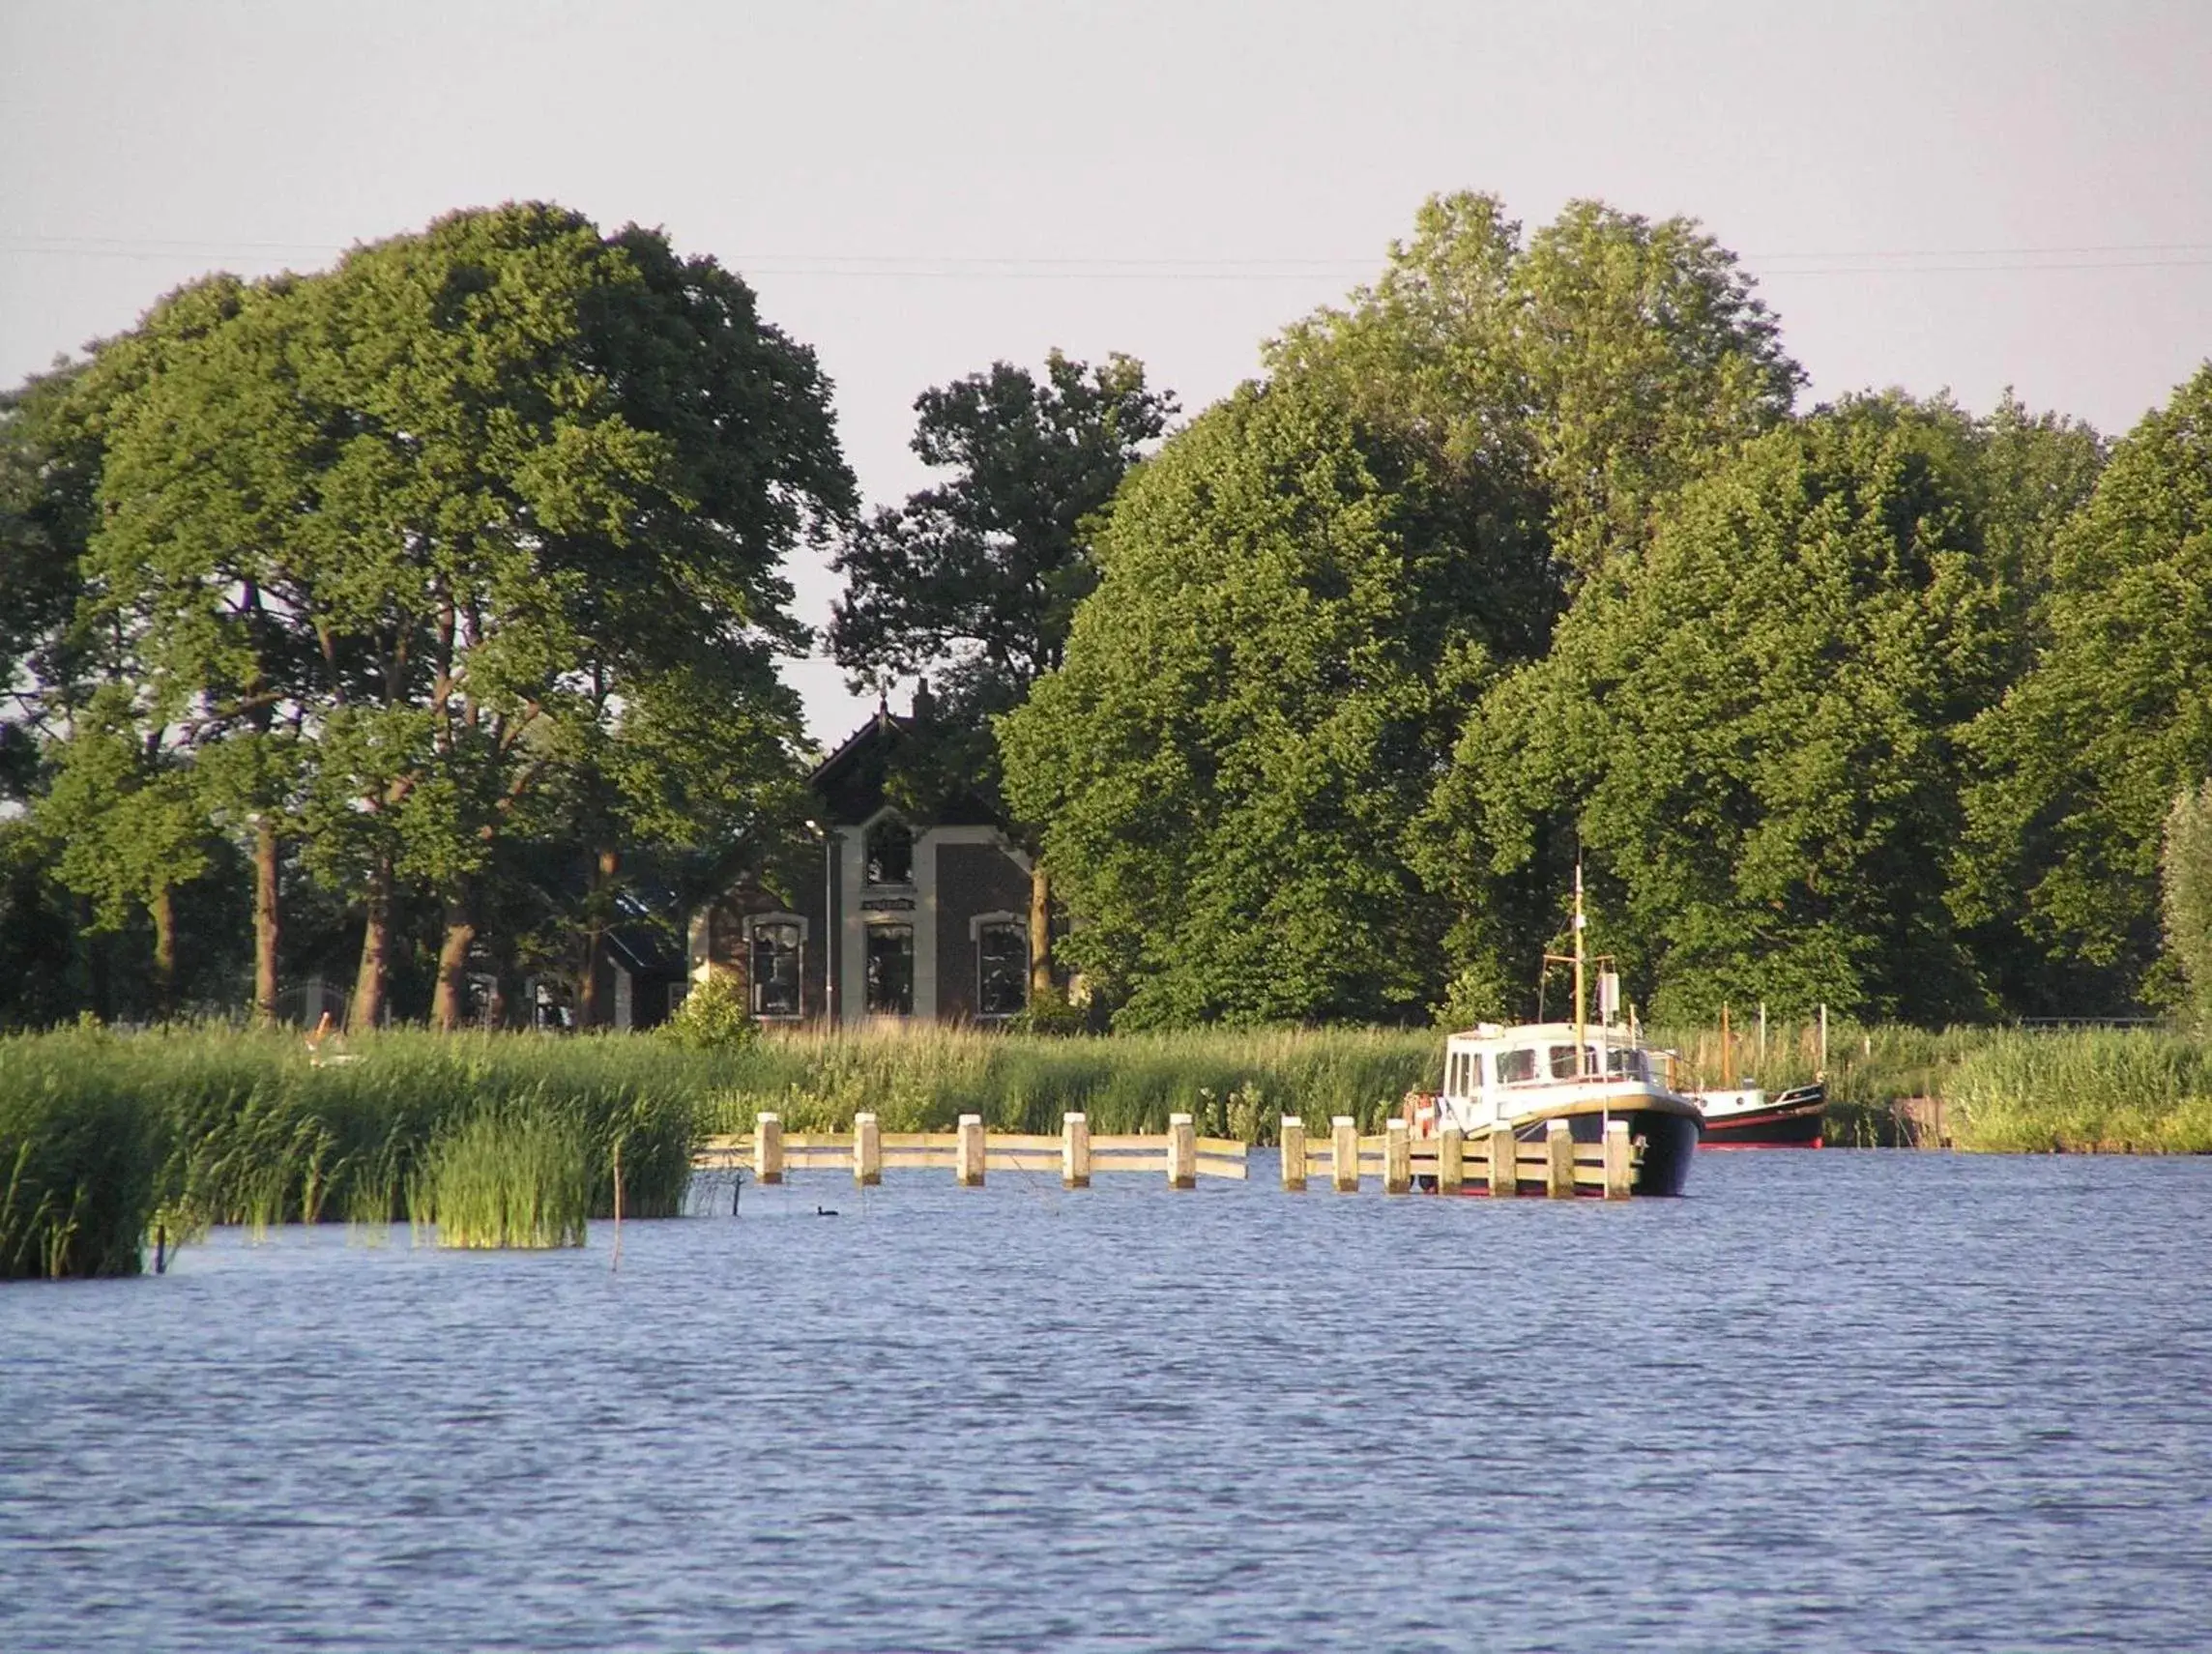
[[3, 235, 2210, 280]]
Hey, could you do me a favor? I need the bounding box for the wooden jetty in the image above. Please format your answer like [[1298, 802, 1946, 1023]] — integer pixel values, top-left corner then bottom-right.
[[694, 1111, 1642, 1199]]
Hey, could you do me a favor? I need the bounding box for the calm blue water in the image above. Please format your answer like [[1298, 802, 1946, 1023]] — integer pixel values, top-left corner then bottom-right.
[[4, 1151, 2209, 1652]]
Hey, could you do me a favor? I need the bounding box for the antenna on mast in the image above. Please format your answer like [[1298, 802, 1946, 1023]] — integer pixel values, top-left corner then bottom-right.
[[1573, 860, 1587, 1075]]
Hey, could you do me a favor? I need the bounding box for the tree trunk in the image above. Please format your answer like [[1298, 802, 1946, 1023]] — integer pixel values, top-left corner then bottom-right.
[[351, 856, 393, 1031], [1029, 858, 1054, 1006], [430, 884, 477, 1031], [78, 895, 112, 1024], [576, 846, 620, 1030], [253, 815, 281, 1027], [149, 883, 177, 1021]]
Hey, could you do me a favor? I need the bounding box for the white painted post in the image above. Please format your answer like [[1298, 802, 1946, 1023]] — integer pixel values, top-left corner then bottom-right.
[[1280, 1117, 1307, 1191], [1062, 1112, 1091, 1189], [1383, 1118, 1412, 1195], [1330, 1117, 1359, 1193], [1167, 1113, 1196, 1189], [755, 1113, 784, 1185], [1488, 1126, 1518, 1197], [854, 1112, 881, 1186], [1603, 1119, 1633, 1201], [1545, 1117, 1575, 1199], [956, 1114, 985, 1187], [1439, 1126, 1465, 1194]]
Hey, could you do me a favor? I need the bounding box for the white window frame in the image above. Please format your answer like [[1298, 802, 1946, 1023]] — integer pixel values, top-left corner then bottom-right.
[[970, 910, 1029, 1021], [742, 912, 809, 1021]]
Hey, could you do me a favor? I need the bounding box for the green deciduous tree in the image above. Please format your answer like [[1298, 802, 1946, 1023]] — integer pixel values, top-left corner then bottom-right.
[[32, 688, 212, 1016], [832, 351, 1175, 714], [2163, 778, 2212, 1029], [1001, 382, 1495, 1025], [1266, 190, 1802, 595], [74, 206, 852, 1028], [830, 350, 1174, 1001], [1963, 363, 2212, 1007], [1444, 396, 2010, 1023]]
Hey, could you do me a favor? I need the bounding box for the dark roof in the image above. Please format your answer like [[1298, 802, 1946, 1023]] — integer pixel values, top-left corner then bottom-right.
[[808, 706, 1004, 829]]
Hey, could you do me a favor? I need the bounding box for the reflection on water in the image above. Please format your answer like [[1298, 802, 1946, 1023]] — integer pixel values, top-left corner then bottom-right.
[[4, 1153, 2209, 1652]]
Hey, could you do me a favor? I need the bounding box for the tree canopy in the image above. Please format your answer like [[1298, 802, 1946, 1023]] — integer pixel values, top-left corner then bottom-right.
[[1000, 382, 1491, 1024], [6, 203, 852, 1028], [8, 188, 2208, 1032], [1963, 363, 2212, 1004], [1438, 396, 2012, 1023]]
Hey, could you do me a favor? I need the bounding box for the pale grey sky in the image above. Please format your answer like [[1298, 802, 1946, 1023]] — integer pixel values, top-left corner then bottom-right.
[[6, 0, 2209, 744]]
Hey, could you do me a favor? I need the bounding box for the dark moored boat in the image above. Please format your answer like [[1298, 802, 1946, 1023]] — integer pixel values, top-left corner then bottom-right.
[[1695, 1081, 1827, 1147]]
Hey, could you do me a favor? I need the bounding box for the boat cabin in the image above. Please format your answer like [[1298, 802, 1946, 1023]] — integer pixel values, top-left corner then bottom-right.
[[1438, 1021, 1666, 1131]]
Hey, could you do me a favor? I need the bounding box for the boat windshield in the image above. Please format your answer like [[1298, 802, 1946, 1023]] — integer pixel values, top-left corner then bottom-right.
[[1497, 1047, 1538, 1084], [1605, 1047, 1645, 1080], [1547, 1043, 1597, 1079]]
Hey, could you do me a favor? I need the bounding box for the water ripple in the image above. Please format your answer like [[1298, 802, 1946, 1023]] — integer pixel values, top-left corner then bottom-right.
[[4, 1152, 2210, 1650]]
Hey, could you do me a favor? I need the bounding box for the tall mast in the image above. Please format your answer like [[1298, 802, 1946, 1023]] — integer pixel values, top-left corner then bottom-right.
[[1573, 861, 1587, 1075]]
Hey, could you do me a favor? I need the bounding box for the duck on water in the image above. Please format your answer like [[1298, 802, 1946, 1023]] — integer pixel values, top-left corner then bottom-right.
[[1412, 867, 1704, 1196]]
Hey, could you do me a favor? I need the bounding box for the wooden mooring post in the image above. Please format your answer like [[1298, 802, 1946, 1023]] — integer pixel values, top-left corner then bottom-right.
[[1280, 1117, 1307, 1191], [1438, 1126, 1465, 1194], [1062, 1113, 1091, 1188], [854, 1113, 882, 1186], [755, 1113, 784, 1185], [1383, 1117, 1412, 1195], [1545, 1117, 1575, 1199], [1488, 1126, 1518, 1197], [1603, 1119, 1633, 1201], [1167, 1114, 1197, 1188], [956, 1114, 985, 1186], [1331, 1117, 1359, 1193]]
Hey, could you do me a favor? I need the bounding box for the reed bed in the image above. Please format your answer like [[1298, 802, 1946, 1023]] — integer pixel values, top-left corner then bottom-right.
[[710, 1022, 1440, 1141], [1944, 1030, 2212, 1153], [410, 1103, 592, 1249], [0, 1045, 165, 1279], [0, 1025, 712, 1273]]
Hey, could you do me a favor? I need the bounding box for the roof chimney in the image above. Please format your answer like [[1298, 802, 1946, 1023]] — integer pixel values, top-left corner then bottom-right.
[[910, 678, 934, 725]]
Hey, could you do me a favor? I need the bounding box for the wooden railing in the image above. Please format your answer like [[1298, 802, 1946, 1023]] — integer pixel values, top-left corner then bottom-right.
[[695, 1112, 1248, 1188], [693, 1111, 1641, 1197], [1280, 1115, 1635, 1198]]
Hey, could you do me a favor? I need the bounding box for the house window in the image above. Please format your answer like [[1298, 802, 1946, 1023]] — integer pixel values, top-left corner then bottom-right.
[[976, 920, 1028, 1018], [866, 818, 914, 885], [751, 922, 803, 1019], [865, 924, 914, 1016]]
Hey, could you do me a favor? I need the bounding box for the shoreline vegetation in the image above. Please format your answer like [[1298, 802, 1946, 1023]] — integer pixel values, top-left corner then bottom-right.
[[4, 1020, 2208, 1279]]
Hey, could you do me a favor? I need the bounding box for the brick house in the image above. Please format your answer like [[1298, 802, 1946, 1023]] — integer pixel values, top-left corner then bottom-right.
[[685, 699, 1036, 1027]]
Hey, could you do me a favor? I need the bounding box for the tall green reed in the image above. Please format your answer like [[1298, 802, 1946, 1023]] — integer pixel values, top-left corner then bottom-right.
[[410, 1101, 592, 1249]]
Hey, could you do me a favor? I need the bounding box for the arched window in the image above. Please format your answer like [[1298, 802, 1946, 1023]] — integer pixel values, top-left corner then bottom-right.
[[865, 817, 914, 886]]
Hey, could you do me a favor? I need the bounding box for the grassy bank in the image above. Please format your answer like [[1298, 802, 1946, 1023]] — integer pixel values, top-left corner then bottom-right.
[[0, 1022, 1438, 1278], [6, 1018, 2205, 1278], [1943, 1030, 2212, 1152], [0, 1026, 710, 1277]]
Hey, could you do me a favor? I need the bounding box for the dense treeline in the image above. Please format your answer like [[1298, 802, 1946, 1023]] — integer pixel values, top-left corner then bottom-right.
[[1005, 194, 2212, 1028], [4, 190, 2211, 1032]]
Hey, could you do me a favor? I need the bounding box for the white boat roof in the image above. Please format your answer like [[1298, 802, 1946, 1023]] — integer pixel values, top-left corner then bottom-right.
[[1448, 1021, 1649, 1048]]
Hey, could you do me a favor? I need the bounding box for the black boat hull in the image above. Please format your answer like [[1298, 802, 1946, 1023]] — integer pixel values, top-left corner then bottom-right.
[[1700, 1084, 1827, 1149], [1504, 1104, 1703, 1196]]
